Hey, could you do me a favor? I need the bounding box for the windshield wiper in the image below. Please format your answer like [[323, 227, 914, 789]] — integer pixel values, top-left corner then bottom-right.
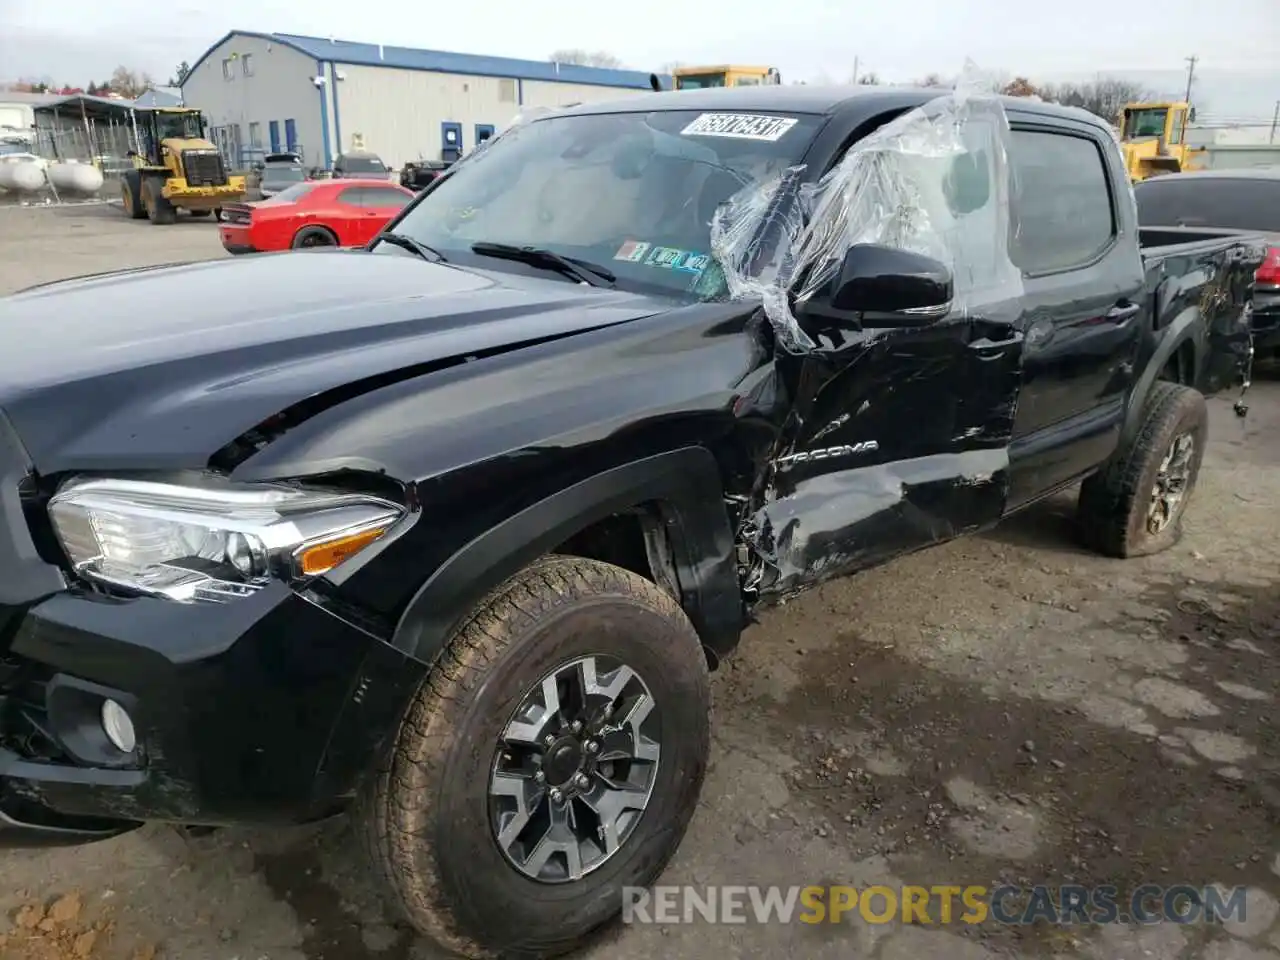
[[377, 233, 448, 262], [471, 242, 615, 288]]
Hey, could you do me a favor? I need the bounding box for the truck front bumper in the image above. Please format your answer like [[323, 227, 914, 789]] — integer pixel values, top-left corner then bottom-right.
[[0, 583, 427, 848]]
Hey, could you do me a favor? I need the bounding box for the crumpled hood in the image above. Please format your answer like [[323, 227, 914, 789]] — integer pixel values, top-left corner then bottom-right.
[[0, 250, 670, 473]]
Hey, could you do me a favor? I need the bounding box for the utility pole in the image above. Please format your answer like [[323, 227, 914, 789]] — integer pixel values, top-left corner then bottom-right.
[[1271, 100, 1279, 144], [1183, 55, 1198, 104], [852, 55, 860, 85]]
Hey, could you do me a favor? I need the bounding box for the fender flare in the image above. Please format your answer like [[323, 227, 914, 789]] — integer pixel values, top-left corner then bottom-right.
[[1120, 305, 1203, 446], [391, 446, 743, 667]]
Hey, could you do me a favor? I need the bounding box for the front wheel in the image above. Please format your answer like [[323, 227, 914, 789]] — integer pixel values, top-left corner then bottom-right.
[[1077, 382, 1208, 557], [359, 556, 711, 958]]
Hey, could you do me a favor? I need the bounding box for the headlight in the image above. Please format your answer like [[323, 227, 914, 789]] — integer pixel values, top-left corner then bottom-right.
[[48, 476, 404, 603]]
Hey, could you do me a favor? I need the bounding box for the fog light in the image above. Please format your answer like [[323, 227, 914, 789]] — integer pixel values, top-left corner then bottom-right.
[[101, 699, 137, 753]]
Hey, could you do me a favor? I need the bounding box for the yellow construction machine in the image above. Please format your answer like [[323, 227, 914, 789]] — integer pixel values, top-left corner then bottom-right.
[[1117, 101, 1208, 182], [668, 65, 782, 90], [120, 107, 246, 223]]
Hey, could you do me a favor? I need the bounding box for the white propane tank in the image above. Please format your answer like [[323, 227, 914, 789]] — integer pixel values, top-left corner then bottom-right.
[[0, 157, 47, 193], [48, 161, 104, 194]]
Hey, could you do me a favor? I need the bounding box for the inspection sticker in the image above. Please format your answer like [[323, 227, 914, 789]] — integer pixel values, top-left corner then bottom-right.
[[614, 240, 651, 262], [680, 113, 798, 142]]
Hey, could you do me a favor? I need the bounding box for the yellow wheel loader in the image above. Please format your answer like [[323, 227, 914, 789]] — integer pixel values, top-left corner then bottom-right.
[[1117, 101, 1209, 182], [666, 65, 782, 90], [120, 108, 246, 224]]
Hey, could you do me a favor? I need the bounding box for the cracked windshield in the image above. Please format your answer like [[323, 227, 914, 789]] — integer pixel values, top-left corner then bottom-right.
[[0, 3, 1276, 960]]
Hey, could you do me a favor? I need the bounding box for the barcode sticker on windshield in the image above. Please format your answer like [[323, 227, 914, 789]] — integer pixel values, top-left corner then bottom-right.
[[680, 113, 798, 142]]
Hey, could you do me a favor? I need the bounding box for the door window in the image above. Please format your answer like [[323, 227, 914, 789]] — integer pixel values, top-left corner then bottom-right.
[[358, 187, 412, 209], [1007, 129, 1117, 274]]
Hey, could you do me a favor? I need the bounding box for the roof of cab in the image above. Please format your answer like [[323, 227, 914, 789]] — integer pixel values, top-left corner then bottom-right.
[[556, 85, 1113, 133]]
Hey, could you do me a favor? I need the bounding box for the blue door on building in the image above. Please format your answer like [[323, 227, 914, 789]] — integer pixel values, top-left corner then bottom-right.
[[269, 121, 280, 153], [441, 121, 462, 161], [475, 124, 495, 146], [284, 118, 298, 152]]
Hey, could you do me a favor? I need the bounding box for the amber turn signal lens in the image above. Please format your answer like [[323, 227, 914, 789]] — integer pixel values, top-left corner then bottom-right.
[[296, 526, 391, 575]]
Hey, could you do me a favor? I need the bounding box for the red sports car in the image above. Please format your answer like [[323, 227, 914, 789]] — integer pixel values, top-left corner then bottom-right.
[[218, 179, 415, 254]]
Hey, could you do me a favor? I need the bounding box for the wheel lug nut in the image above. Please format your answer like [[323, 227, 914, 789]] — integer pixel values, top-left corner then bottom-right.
[[544, 734, 555, 746], [574, 773, 589, 788], [549, 787, 563, 802], [585, 741, 598, 754], [571, 720, 582, 734], [534, 770, 545, 783]]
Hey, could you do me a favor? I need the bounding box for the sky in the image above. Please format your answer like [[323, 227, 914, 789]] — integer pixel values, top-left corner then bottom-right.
[[2, 0, 1278, 117]]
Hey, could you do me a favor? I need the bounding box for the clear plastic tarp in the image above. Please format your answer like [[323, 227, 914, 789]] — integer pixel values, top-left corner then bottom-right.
[[710, 62, 1026, 352]]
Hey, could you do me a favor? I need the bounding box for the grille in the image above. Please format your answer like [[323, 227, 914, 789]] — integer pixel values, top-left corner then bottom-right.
[[0, 655, 66, 765], [182, 150, 228, 187]]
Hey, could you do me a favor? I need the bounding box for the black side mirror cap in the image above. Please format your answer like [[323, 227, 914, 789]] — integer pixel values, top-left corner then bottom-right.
[[822, 244, 954, 319]]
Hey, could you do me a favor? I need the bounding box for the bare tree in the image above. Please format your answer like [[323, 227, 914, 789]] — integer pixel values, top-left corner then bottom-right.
[[857, 71, 882, 85], [168, 60, 192, 87], [548, 49, 624, 69], [108, 65, 154, 99], [1000, 76, 1044, 98], [659, 61, 686, 74], [1039, 77, 1150, 122], [916, 72, 948, 88]]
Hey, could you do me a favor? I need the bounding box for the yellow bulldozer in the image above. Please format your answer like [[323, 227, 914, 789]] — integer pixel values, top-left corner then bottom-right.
[[1117, 101, 1208, 182], [120, 107, 246, 224]]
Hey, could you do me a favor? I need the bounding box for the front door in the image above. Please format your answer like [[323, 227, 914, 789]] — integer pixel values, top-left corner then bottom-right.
[[746, 304, 1023, 601], [1002, 118, 1146, 507]]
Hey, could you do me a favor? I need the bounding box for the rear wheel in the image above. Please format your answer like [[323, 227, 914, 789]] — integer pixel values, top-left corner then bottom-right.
[[359, 556, 711, 958], [1077, 382, 1208, 557], [291, 225, 337, 249], [120, 171, 146, 219], [142, 177, 177, 225]]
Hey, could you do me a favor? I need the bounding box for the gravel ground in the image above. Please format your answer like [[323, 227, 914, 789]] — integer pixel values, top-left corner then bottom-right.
[[1, 203, 1278, 960]]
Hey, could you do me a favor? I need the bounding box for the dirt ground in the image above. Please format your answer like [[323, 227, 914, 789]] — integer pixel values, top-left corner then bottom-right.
[[1, 202, 1278, 960]]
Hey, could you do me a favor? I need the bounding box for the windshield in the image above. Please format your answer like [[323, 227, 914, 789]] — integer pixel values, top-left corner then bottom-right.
[[675, 73, 728, 89], [264, 164, 306, 183], [386, 108, 824, 298], [1122, 108, 1168, 139], [339, 155, 386, 173], [154, 112, 203, 140]]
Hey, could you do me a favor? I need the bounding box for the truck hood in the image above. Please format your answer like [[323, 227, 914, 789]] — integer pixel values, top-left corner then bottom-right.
[[0, 250, 673, 474]]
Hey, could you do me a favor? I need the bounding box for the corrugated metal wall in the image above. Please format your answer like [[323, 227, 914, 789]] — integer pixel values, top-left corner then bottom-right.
[[182, 36, 326, 170], [331, 65, 649, 168]]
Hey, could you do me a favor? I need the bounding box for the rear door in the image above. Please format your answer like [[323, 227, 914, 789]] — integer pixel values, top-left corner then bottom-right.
[[1002, 116, 1147, 508]]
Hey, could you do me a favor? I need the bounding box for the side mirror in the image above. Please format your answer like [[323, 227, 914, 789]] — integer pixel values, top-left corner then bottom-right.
[[808, 244, 954, 321]]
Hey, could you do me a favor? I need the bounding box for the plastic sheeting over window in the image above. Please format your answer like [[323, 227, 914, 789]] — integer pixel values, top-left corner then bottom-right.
[[709, 64, 1026, 353]]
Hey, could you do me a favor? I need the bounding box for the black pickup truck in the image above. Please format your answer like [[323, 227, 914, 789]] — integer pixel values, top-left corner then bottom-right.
[[0, 86, 1265, 958]]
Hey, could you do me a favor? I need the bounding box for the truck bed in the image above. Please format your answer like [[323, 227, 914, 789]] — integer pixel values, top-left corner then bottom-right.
[[1135, 226, 1268, 395]]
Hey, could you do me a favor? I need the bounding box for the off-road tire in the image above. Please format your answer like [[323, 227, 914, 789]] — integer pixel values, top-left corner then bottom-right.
[[142, 177, 177, 225], [1077, 381, 1208, 557], [292, 225, 337, 249], [358, 556, 711, 958], [120, 171, 146, 219]]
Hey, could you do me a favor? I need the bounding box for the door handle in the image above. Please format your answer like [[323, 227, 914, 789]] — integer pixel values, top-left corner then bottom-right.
[[968, 334, 1021, 351], [1106, 301, 1142, 323]]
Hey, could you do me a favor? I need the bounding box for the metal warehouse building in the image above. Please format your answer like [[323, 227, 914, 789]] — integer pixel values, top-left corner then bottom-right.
[[181, 30, 664, 172]]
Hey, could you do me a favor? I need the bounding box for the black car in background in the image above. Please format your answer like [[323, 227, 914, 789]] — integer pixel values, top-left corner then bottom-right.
[[399, 159, 452, 191], [333, 150, 392, 181], [1135, 169, 1280, 356]]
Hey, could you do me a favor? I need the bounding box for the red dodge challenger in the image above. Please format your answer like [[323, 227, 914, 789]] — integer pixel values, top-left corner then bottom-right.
[[219, 179, 415, 254]]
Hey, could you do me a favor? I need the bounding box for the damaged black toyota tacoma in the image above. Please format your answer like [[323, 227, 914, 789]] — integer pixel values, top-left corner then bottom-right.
[[0, 85, 1265, 957]]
